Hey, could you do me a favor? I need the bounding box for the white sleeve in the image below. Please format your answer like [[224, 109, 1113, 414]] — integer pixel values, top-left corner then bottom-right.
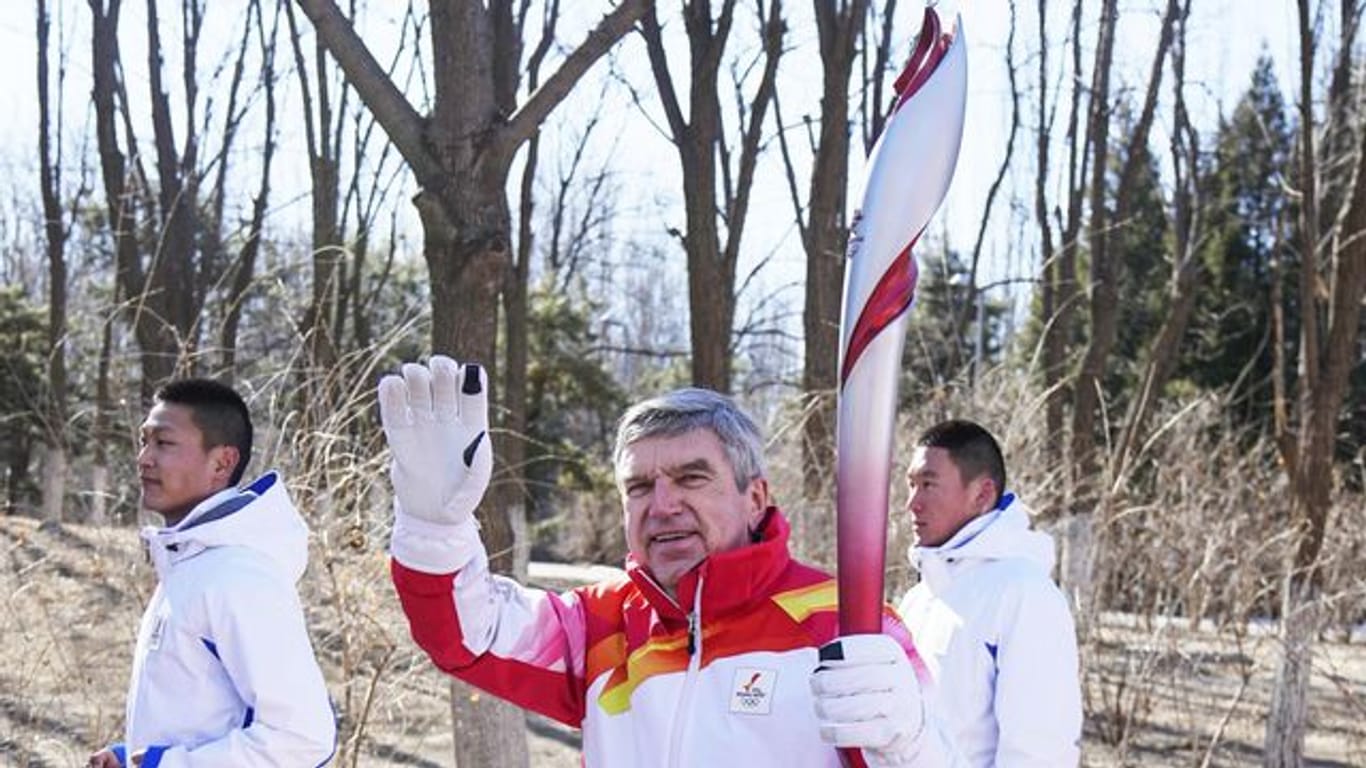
[[151, 566, 336, 767], [992, 578, 1082, 767]]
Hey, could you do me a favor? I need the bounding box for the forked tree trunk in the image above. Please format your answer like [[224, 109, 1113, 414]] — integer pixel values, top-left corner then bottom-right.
[[640, 0, 785, 393]]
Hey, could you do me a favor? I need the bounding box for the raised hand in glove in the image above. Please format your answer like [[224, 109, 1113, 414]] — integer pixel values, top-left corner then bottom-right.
[[810, 633, 928, 767], [378, 356, 491, 573]]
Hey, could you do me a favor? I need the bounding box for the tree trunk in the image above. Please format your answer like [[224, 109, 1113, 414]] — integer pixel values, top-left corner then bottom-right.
[[42, 448, 66, 524], [1045, 0, 1088, 475], [450, 679, 528, 768], [221, 10, 276, 378], [798, 0, 865, 499], [142, 0, 202, 382], [37, 0, 68, 523], [1058, 512, 1095, 628], [1034, 0, 1062, 466], [91, 315, 115, 526], [1068, 0, 1119, 515], [1265, 2, 1366, 759], [1113, 1, 1199, 479], [1070, 0, 1178, 511], [641, 0, 785, 393], [1264, 577, 1319, 768]]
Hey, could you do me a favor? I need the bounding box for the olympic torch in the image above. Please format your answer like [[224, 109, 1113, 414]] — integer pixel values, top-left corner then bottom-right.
[[835, 7, 967, 637]]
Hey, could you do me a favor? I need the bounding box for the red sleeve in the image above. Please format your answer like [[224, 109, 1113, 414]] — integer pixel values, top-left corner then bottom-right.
[[391, 559, 589, 727]]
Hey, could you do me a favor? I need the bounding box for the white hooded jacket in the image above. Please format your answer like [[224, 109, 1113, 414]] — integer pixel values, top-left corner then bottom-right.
[[114, 471, 336, 767], [898, 495, 1081, 767]]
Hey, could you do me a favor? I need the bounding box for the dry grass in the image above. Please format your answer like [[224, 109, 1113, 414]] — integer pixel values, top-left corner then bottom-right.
[[3, 510, 1363, 766]]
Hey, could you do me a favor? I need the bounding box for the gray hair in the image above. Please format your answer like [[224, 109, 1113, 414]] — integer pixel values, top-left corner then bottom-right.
[[613, 388, 766, 491]]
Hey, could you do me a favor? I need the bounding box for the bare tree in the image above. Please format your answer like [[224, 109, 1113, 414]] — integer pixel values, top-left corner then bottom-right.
[[956, 0, 1020, 381], [771, 0, 866, 498], [1033, 0, 1065, 462], [88, 0, 268, 398], [1264, 1, 1366, 762], [640, 0, 786, 392], [140, 0, 203, 382], [87, 0, 142, 525], [504, 0, 566, 581], [37, 0, 71, 522], [1069, 0, 1179, 513], [1045, 0, 1088, 472], [292, 1, 648, 764], [220, 0, 280, 379], [1111, 0, 1200, 483]]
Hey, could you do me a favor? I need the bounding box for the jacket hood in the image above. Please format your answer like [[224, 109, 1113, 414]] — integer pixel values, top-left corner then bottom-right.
[[909, 494, 1055, 590], [141, 471, 310, 583]]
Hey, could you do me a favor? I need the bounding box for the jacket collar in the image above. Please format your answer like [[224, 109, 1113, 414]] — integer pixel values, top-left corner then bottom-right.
[[625, 506, 792, 622]]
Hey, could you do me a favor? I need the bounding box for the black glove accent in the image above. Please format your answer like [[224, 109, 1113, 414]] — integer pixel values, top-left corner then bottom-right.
[[462, 364, 483, 395], [463, 431, 486, 468], [818, 639, 846, 663]]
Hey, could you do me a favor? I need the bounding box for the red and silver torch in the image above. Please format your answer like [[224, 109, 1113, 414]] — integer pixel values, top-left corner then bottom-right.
[[835, 6, 968, 637]]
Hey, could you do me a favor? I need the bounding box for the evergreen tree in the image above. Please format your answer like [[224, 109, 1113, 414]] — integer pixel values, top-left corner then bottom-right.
[[0, 286, 47, 512], [1105, 101, 1173, 408], [901, 248, 1010, 397], [1177, 54, 1297, 430], [523, 279, 627, 557]]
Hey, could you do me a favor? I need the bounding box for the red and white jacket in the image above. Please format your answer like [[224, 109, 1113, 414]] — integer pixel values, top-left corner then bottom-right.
[[391, 508, 955, 767]]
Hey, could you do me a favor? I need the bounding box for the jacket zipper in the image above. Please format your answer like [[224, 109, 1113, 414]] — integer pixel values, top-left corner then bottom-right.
[[667, 576, 704, 768]]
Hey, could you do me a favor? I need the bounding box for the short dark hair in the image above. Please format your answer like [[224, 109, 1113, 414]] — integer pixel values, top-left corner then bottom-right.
[[916, 419, 1005, 506], [154, 378, 253, 485]]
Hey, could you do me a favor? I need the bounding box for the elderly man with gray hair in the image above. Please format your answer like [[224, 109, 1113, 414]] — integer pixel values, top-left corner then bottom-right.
[[379, 355, 959, 767]]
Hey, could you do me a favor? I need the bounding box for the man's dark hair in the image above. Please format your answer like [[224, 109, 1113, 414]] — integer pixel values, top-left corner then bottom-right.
[[154, 378, 253, 485], [916, 419, 1006, 507]]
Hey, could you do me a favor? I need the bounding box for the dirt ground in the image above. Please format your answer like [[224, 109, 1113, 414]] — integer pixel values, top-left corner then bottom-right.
[[2, 515, 1362, 767]]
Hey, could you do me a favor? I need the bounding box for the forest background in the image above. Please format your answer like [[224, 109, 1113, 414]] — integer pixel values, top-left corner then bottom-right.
[[0, 0, 1363, 766]]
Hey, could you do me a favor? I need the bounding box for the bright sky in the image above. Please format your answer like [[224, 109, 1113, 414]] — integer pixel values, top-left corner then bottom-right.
[[0, 1, 1306, 314]]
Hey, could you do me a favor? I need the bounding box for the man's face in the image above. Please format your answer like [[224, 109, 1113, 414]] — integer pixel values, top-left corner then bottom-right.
[[905, 445, 993, 548], [618, 428, 768, 597], [138, 401, 236, 526]]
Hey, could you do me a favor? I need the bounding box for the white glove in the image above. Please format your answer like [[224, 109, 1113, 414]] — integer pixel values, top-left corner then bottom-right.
[[378, 356, 492, 572], [810, 633, 927, 767]]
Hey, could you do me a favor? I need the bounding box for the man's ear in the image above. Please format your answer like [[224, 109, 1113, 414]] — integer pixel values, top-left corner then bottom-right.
[[972, 474, 998, 514], [210, 445, 240, 484], [747, 476, 770, 520]]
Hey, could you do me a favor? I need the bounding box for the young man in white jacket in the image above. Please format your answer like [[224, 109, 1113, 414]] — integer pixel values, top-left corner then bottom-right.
[[898, 420, 1082, 766], [88, 379, 335, 768]]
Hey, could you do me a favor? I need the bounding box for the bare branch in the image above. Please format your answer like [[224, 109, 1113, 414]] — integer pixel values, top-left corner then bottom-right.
[[492, 0, 650, 169], [293, 0, 444, 188]]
